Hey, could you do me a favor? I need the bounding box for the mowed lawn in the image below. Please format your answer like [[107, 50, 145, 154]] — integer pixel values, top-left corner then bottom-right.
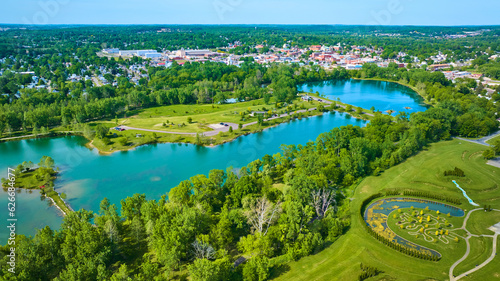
[[273, 139, 500, 281], [118, 99, 321, 133], [486, 134, 500, 145]]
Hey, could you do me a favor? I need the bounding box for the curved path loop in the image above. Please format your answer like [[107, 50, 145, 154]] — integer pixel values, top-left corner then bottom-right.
[[449, 208, 500, 281]]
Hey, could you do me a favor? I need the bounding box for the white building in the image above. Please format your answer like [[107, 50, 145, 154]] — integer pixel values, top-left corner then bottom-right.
[[119, 50, 138, 56], [144, 53, 162, 59], [103, 48, 119, 54], [136, 50, 157, 56]]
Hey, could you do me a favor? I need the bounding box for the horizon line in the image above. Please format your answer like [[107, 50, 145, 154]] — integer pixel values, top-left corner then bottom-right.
[[1, 23, 499, 28]]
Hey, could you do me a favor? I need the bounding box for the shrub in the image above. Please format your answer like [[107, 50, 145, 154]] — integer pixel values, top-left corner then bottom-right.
[[444, 167, 465, 177]]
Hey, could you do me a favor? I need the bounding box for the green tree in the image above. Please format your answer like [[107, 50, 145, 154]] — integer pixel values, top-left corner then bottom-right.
[[483, 149, 495, 160], [117, 137, 128, 146], [168, 180, 192, 205], [130, 216, 145, 244], [188, 259, 219, 281], [83, 124, 95, 139], [95, 124, 109, 139], [242, 255, 270, 281], [110, 264, 132, 281]]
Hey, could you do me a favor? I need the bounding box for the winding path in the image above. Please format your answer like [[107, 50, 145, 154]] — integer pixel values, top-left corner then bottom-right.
[[449, 208, 500, 281], [454, 130, 500, 147]]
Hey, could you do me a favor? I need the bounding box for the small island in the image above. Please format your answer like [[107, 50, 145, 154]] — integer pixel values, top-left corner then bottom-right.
[[1, 156, 73, 215]]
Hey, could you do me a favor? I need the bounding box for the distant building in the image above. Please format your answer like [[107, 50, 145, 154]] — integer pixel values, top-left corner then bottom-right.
[[144, 53, 162, 59], [103, 48, 119, 54], [136, 50, 157, 56], [345, 64, 363, 70], [309, 45, 322, 51], [428, 64, 451, 71], [176, 49, 216, 58], [119, 50, 139, 56]]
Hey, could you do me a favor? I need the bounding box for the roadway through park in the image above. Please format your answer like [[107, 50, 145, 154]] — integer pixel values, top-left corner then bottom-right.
[[454, 129, 500, 168], [454, 130, 500, 147], [449, 208, 500, 281]]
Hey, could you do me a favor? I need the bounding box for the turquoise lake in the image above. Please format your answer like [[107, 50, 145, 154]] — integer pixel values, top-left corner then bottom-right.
[[298, 79, 428, 115], [0, 79, 426, 241]]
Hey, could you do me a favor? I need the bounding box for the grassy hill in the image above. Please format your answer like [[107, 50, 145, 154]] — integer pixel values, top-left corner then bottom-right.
[[273, 139, 500, 281]]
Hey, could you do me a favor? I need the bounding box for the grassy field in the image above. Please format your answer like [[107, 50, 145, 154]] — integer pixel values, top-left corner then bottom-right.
[[303, 92, 376, 120], [486, 134, 500, 145], [80, 97, 363, 153], [461, 238, 500, 281], [118, 98, 322, 133], [454, 236, 493, 276], [467, 210, 500, 236], [273, 139, 500, 281]]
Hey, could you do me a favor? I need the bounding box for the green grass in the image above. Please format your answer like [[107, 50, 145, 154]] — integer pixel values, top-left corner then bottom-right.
[[47, 192, 72, 215], [454, 236, 493, 276], [83, 98, 340, 153], [1, 169, 72, 215], [118, 98, 322, 132], [486, 134, 500, 145], [273, 139, 500, 281], [467, 210, 500, 236], [461, 238, 500, 281], [301, 92, 374, 121], [88, 127, 196, 153], [9, 169, 53, 189]]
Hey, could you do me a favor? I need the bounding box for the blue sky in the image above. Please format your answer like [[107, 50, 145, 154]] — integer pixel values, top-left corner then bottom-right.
[[1, 0, 499, 26]]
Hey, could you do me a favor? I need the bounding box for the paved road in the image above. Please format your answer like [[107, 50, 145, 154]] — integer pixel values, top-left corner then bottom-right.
[[0, 133, 41, 141], [119, 125, 197, 136], [486, 158, 500, 168], [0, 131, 74, 141], [449, 208, 500, 281], [454, 233, 498, 280], [455, 130, 500, 147]]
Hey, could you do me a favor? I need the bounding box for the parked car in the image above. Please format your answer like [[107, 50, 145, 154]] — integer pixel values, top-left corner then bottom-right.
[[224, 124, 229, 126]]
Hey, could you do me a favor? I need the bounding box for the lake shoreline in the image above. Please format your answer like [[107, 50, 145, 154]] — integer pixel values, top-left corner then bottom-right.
[[351, 77, 433, 106], [86, 109, 368, 154]]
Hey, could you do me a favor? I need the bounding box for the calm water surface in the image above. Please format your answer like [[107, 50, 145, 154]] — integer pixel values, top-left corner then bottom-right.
[[0, 80, 427, 240], [298, 79, 428, 115]]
